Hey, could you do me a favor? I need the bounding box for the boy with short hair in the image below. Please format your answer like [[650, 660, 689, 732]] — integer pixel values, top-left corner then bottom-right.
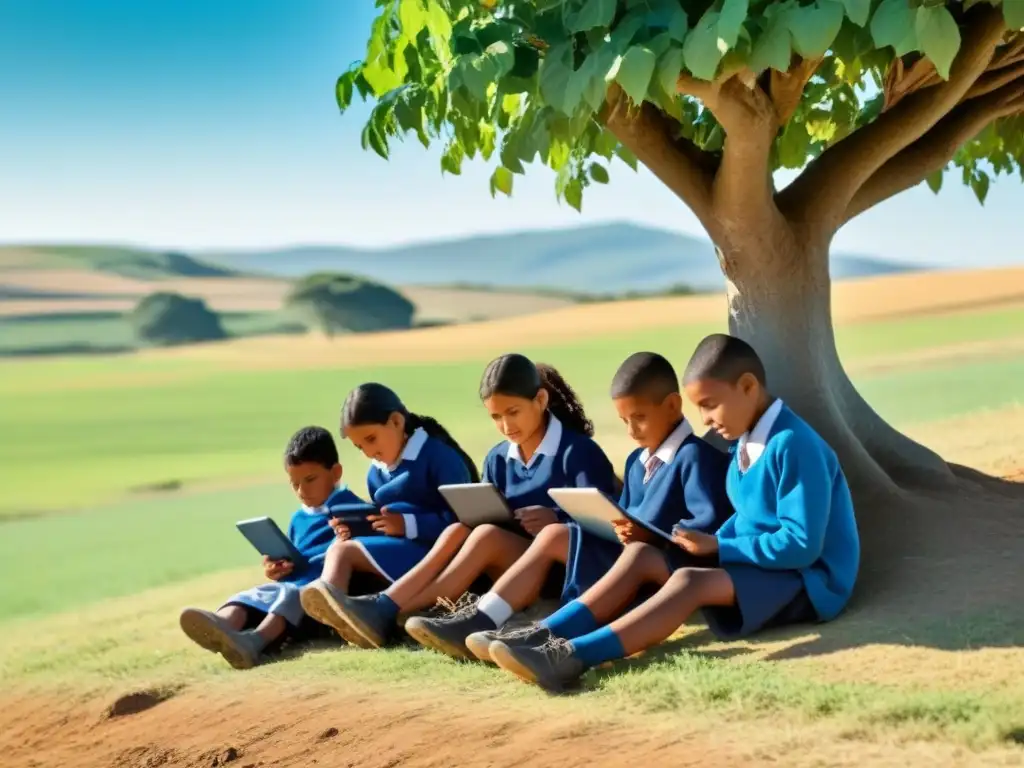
[[178, 426, 364, 669], [403, 351, 733, 660], [488, 334, 860, 692]]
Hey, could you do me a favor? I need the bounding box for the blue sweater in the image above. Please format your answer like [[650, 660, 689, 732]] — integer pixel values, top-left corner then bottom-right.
[[367, 430, 473, 544], [285, 486, 365, 586], [619, 424, 733, 536], [482, 421, 617, 517], [717, 404, 860, 621]]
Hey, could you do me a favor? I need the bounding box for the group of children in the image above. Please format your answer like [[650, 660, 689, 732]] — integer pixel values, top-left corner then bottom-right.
[[179, 334, 860, 692]]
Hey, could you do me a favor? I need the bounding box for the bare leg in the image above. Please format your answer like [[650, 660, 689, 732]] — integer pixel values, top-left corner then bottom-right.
[[402, 524, 531, 612], [608, 568, 735, 655], [385, 523, 471, 607], [319, 539, 379, 593], [489, 523, 571, 610], [215, 605, 248, 630], [254, 612, 288, 646], [577, 542, 674, 623]]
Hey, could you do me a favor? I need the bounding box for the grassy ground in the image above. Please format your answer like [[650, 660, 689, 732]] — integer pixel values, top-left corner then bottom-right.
[[1, 273, 1022, 767]]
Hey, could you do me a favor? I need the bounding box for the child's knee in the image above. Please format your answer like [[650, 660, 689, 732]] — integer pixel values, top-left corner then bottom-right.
[[536, 522, 569, 555], [621, 540, 660, 565], [441, 521, 471, 544], [666, 567, 697, 591]]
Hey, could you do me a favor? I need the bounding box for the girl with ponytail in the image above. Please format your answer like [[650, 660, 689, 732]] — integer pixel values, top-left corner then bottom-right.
[[300, 383, 478, 637], [309, 354, 618, 654]]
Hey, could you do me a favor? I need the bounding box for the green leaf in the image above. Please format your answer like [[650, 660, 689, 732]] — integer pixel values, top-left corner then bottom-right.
[[776, 120, 810, 168], [1004, 0, 1024, 30], [870, 0, 914, 50], [788, 0, 845, 58], [839, 0, 872, 27], [925, 168, 944, 193], [540, 43, 574, 115], [669, 7, 689, 42], [479, 121, 497, 159], [914, 5, 961, 80], [441, 141, 464, 175], [490, 166, 514, 197], [566, 0, 618, 33], [749, 17, 793, 74], [594, 129, 618, 159], [361, 121, 389, 160], [336, 71, 356, 111], [657, 47, 685, 96], [589, 162, 610, 183], [616, 144, 639, 170], [616, 45, 657, 105], [970, 171, 990, 204], [486, 41, 516, 77], [718, 0, 750, 49], [564, 177, 584, 211], [398, 0, 428, 37], [683, 13, 725, 81]]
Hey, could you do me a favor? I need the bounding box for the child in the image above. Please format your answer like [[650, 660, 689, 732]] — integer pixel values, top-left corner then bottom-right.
[[300, 383, 478, 640], [487, 335, 861, 692], [403, 351, 733, 661], [301, 353, 618, 651], [178, 426, 365, 669]]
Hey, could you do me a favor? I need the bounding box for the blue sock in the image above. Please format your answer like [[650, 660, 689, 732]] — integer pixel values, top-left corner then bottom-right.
[[372, 593, 400, 622], [568, 626, 626, 667], [540, 600, 598, 639]]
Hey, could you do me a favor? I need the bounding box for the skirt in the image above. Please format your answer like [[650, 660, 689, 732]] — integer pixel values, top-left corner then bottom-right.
[[561, 525, 623, 604], [702, 564, 818, 640], [350, 536, 431, 582]]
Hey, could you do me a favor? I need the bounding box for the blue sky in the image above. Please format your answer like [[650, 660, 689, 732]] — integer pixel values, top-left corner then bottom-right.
[[0, 0, 1020, 267]]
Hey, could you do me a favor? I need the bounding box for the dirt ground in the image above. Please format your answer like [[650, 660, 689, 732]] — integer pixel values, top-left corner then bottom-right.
[[4, 679, 1022, 768]]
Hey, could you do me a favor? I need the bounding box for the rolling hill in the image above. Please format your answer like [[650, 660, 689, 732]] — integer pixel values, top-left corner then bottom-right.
[[198, 222, 923, 292]]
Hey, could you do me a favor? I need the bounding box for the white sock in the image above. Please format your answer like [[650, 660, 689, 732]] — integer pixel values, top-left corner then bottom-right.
[[476, 592, 513, 628]]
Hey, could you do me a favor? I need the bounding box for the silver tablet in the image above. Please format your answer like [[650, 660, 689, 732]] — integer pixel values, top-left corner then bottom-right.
[[547, 488, 673, 543], [438, 483, 514, 528]]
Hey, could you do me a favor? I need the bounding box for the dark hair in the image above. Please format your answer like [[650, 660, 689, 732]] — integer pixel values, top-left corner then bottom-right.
[[682, 334, 767, 387], [479, 353, 594, 437], [285, 426, 339, 469], [341, 382, 480, 481], [610, 352, 680, 402]]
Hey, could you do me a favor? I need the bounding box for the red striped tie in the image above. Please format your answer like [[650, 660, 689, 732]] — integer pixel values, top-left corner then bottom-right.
[[643, 455, 663, 484]]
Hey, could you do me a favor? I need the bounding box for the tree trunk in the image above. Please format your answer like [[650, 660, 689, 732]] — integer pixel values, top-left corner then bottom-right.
[[717, 238, 954, 502]]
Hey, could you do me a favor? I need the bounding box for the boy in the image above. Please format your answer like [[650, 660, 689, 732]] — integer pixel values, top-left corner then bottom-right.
[[388, 351, 733, 659], [486, 334, 860, 692], [178, 426, 364, 669]]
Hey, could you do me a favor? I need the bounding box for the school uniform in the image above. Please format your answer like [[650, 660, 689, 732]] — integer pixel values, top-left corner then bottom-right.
[[350, 427, 473, 582], [561, 419, 732, 602], [705, 399, 860, 639], [223, 485, 365, 627]]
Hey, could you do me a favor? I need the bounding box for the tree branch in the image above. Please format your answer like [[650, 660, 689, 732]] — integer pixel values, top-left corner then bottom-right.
[[601, 84, 717, 229], [844, 81, 1024, 222], [769, 57, 822, 124], [676, 73, 785, 241], [779, 5, 1006, 231], [967, 60, 1024, 98]]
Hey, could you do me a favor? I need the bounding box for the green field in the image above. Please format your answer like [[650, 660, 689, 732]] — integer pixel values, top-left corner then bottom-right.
[[1, 299, 1022, 765]]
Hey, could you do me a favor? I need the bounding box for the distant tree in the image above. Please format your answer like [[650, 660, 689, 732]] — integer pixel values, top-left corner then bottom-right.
[[129, 292, 227, 346], [285, 273, 416, 336]]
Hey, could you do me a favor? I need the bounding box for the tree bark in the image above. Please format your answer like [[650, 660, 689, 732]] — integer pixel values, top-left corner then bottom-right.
[[717, 235, 953, 501]]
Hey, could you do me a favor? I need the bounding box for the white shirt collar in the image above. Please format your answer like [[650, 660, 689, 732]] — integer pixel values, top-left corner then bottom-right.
[[371, 427, 428, 471], [638, 418, 693, 466], [507, 414, 563, 469], [738, 398, 784, 470], [301, 485, 346, 514]]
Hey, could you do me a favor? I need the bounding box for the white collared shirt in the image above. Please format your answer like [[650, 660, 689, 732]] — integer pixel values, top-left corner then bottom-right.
[[371, 427, 428, 473], [506, 414, 563, 469], [738, 398, 784, 472], [639, 418, 693, 467]]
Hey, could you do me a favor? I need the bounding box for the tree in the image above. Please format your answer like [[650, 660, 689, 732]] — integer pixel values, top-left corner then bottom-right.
[[286, 272, 416, 336], [129, 292, 227, 346], [336, 0, 1024, 505]]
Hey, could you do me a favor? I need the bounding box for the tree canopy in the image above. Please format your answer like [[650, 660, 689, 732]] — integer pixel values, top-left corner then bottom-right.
[[338, 0, 1023, 226], [129, 292, 227, 346], [286, 272, 416, 336]]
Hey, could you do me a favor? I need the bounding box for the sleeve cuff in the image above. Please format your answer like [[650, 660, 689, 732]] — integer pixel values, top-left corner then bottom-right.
[[403, 514, 418, 540], [716, 536, 742, 564]]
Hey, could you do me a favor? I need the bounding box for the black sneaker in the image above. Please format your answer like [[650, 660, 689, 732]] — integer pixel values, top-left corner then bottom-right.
[[403, 594, 496, 660], [300, 580, 391, 649], [489, 636, 586, 693], [464, 622, 552, 664]]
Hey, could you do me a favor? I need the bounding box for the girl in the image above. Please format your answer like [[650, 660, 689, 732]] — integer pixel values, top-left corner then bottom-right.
[[300, 383, 478, 634], [308, 353, 619, 652]]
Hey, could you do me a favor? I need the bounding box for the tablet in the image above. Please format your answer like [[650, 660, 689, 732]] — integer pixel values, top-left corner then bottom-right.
[[546, 488, 673, 544], [438, 483, 514, 528], [327, 502, 384, 538], [236, 516, 305, 563]]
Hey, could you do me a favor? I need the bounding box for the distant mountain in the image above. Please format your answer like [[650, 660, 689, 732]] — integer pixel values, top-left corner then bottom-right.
[[200, 222, 925, 293], [0, 245, 239, 280]]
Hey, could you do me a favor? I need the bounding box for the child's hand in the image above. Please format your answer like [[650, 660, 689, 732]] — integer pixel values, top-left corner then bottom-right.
[[264, 558, 294, 581], [369, 509, 406, 537], [514, 506, 558, 535], [613, 519, 653, 545], [328, 517, 351, 540], [672, 529, 718, 556]]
